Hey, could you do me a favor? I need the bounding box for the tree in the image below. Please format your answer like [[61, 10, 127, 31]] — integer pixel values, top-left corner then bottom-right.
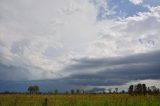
[[28, 85, 39, 94], [147, 87, 152, 95], [76, 89, 80, 94], [128, 85, 134, 95], [28, 86, 32, 94], [115, 88, 118, 93], [121, 90, 125, 94], [151, 86, 159, 95], [135, 83, 143, 95], [54, 89, 58, 94], [108, 88, 112, 94], [142, 84, 147, 95], [71, 89, 75, 94], [128, 83, 159, 96]]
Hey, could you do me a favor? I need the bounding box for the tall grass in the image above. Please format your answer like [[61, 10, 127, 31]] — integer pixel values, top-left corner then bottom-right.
[[0, 94, 159, 106]]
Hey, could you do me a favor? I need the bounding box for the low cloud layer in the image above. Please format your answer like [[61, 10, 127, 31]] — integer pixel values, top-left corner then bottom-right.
[[62, 50, 160, 86]]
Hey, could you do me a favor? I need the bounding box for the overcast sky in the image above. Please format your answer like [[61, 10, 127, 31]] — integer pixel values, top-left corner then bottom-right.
[[0, 0, 160, 91]]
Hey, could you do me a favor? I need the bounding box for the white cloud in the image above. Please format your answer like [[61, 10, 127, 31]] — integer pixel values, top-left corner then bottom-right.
[[0, 0, 98, 80], [129, 0, 143, 5], [88, 6, 160, 57], [0, 0, 160, 81]]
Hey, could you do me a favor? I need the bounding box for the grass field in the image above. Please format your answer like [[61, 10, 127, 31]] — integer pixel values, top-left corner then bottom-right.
[[0, 94, 160, 106]]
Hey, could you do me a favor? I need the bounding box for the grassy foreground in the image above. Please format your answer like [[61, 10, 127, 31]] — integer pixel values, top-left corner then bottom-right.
[[0, 94, 160, 106]]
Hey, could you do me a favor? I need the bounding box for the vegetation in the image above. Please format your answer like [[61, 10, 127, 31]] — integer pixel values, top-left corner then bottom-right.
[[128, 83, 160, 95], [54, 90, 58, 95], [28, 85, 39, 94], [0, 84, 159, 106], [0, 94, 160, 106]]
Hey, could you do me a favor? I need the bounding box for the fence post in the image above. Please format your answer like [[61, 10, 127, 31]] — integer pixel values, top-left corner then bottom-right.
[[44, 98, 48, 106]]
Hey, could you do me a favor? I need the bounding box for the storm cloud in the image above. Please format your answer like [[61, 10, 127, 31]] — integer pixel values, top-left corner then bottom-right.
[[63, 50, 160, 86]]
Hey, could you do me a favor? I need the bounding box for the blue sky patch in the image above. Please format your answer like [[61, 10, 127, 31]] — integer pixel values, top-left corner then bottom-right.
[[94, 0, 160, 20]]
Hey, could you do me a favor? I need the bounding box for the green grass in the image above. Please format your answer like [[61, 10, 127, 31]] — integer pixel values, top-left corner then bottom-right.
[[0, 94, 160, 106]]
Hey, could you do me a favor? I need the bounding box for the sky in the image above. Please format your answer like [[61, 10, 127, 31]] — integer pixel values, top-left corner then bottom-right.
[[0, 0, 160, 92]]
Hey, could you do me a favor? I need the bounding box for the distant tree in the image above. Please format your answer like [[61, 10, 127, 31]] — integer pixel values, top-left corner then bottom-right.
[[147, 87, 152, 95], [121, 90, 125, 94], [115, 88, 118, 93], [34, 86, 39, 93], [81, 90, 85, 94], [135, 83, 143, 95], [4, 91, 10, 94], [142, 84, 147, 95], [28, 86, 32, 93], [128, 83, 160, 96], [108, 88, 112, 94], [128, 85, 134, 95], [54, 89, 58, 94], [71, 89, 75, 94], [28, 85, 39, 94], [157, 89, 160, 94], [151, 86, 159, 95], [76, 89, 80, 94]]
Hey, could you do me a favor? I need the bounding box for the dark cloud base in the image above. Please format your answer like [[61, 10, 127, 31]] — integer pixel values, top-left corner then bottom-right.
[[0, 50, 160, 91], [0, 80, 77, 92], [63, 50, 160, 86]]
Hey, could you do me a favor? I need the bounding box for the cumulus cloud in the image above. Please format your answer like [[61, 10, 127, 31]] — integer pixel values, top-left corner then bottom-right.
[[89, 6, 160, 57], [0, 0, 98, 80], [0, 0, 160, 86]]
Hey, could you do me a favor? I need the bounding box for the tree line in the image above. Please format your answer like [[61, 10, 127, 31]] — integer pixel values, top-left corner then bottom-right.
[[1, 84, 159, 95], [27, 86, 85, 94], [27, 84, 159, 95], [128, 83, 160, 95]]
